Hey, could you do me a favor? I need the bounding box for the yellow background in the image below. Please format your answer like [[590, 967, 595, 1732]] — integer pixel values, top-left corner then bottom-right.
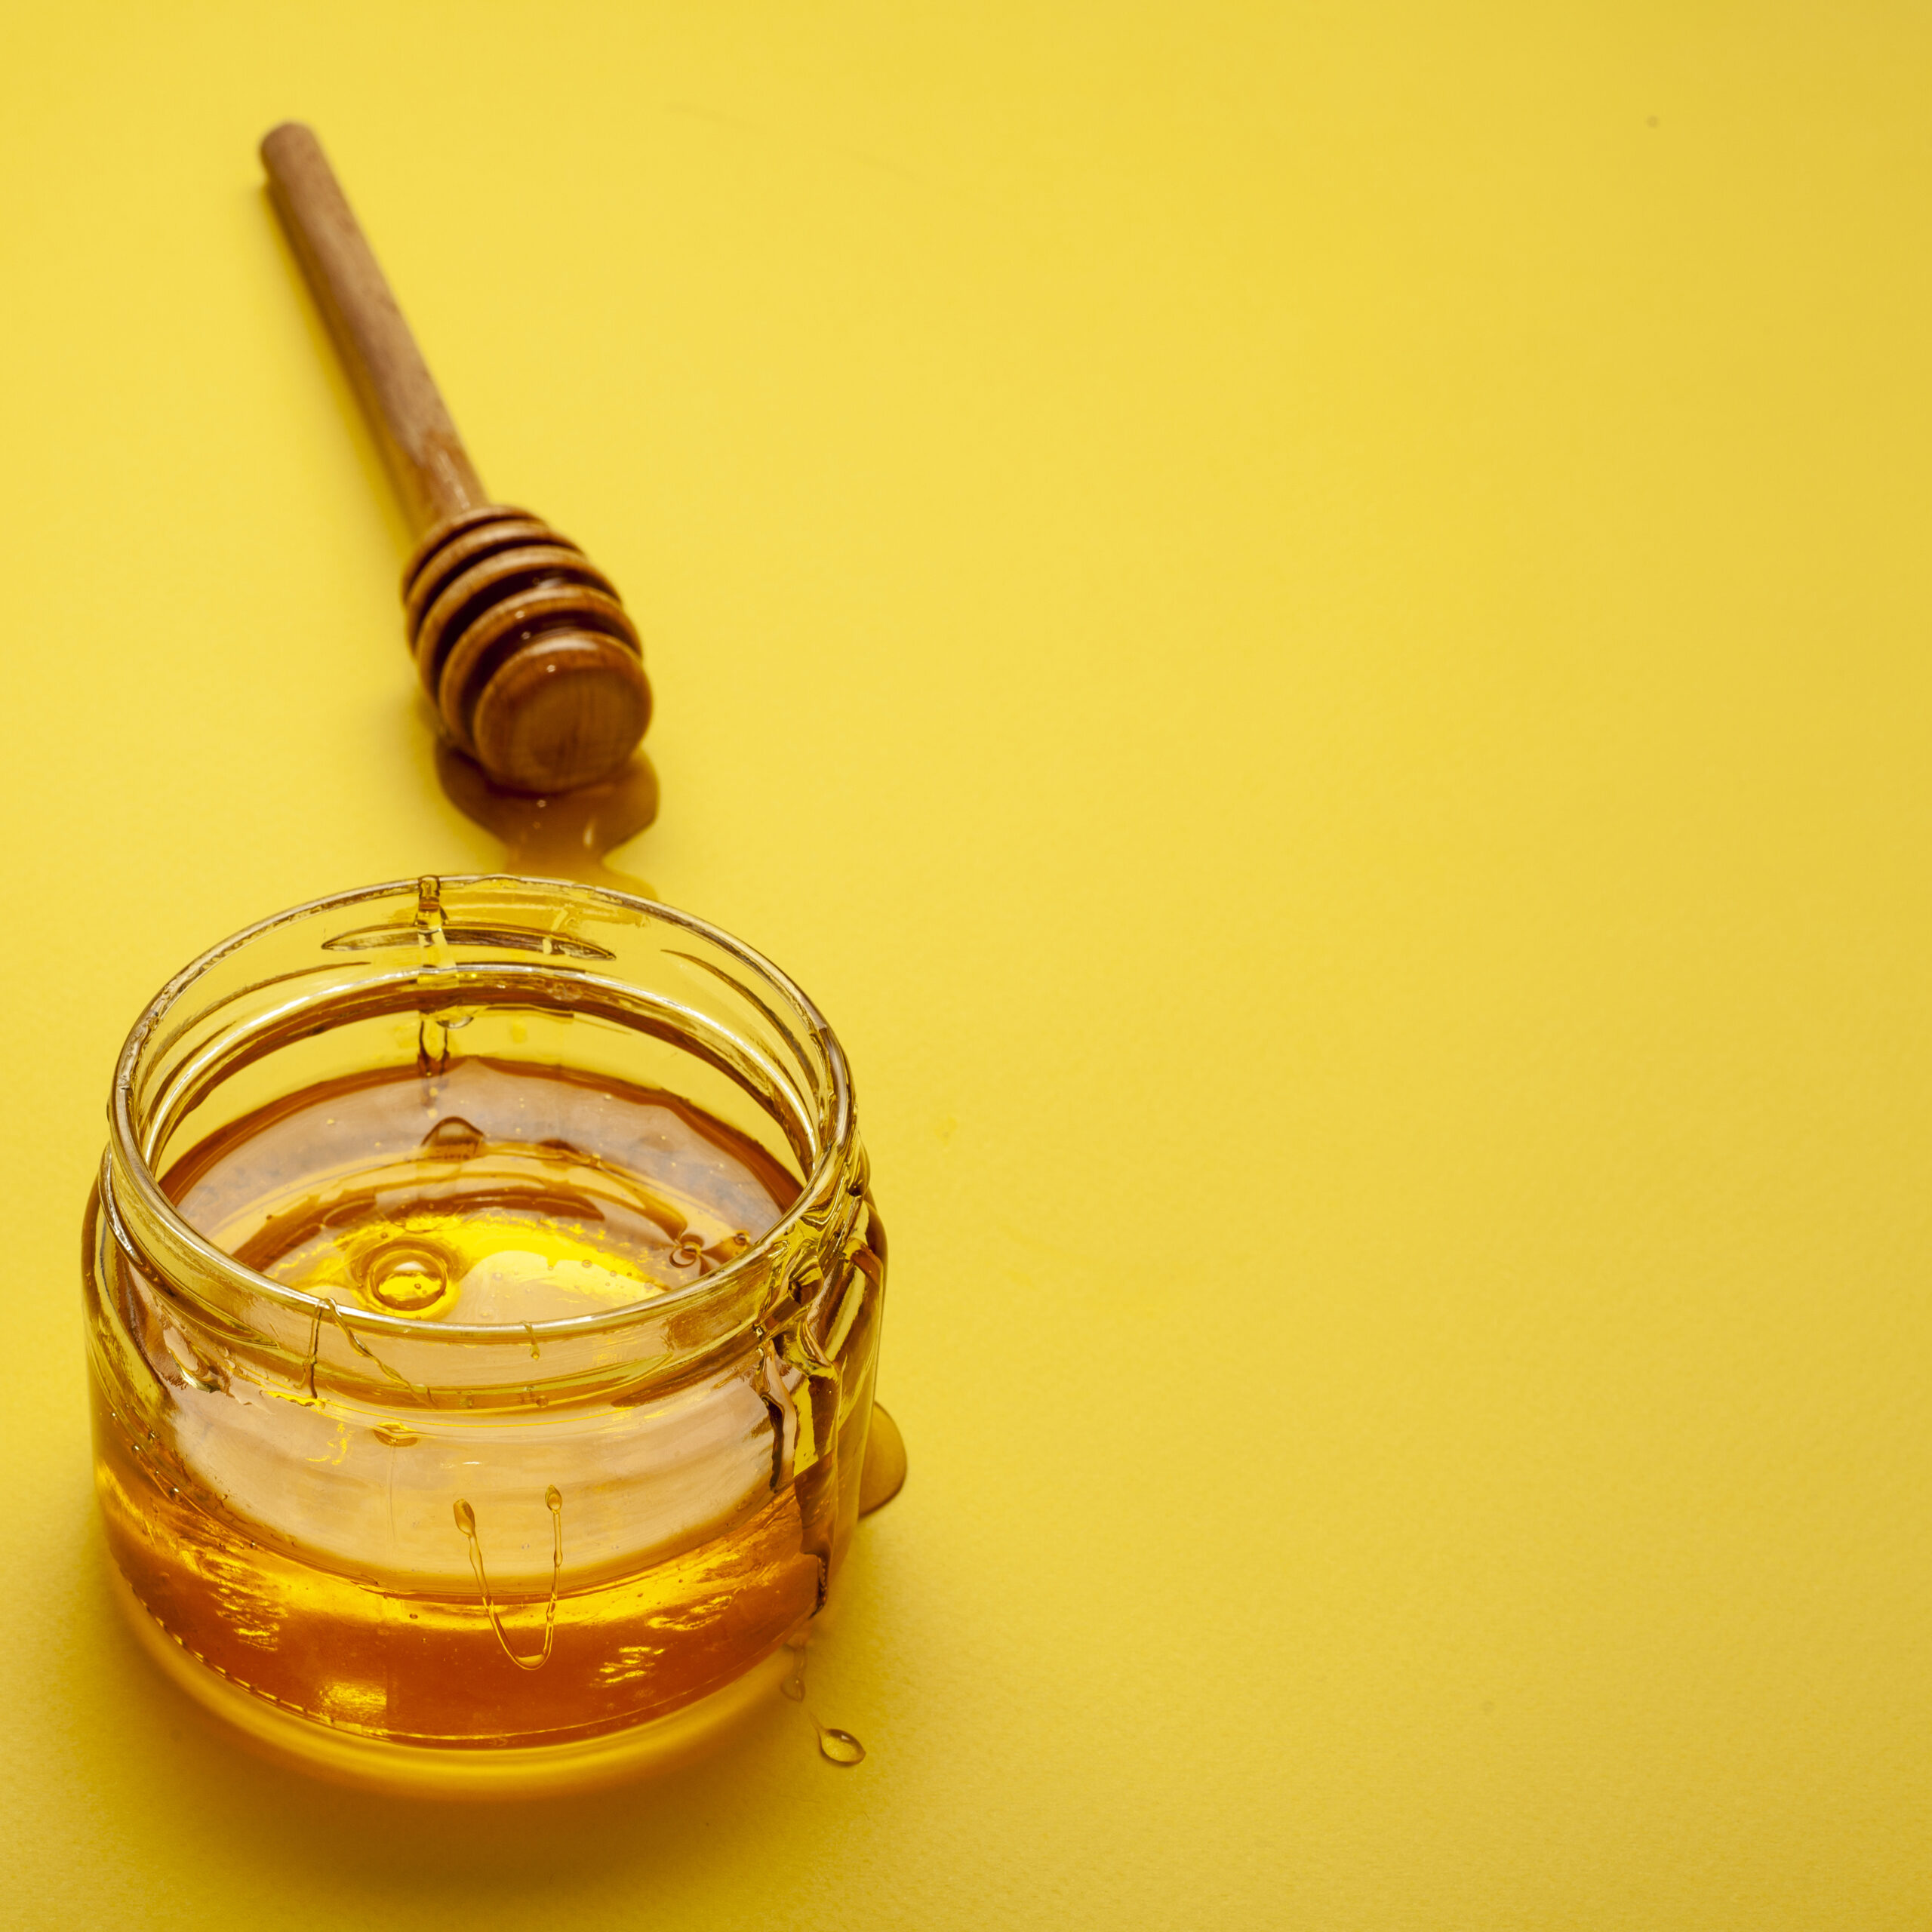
[[2, 4, 1927, 1924]]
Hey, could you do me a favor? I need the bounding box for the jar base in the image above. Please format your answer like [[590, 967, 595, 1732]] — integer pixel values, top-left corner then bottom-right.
[[109, 1562, 795, 1799]]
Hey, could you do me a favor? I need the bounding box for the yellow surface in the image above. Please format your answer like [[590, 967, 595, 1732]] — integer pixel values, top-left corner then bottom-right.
[[2, 4, 1927, 1924]]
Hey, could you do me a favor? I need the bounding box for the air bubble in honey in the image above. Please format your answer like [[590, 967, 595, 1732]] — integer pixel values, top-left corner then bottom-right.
[[361, 1238, 458, 1317]]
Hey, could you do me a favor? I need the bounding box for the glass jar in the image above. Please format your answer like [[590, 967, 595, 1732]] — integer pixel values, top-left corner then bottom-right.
[[83, 875, 888, 1795]]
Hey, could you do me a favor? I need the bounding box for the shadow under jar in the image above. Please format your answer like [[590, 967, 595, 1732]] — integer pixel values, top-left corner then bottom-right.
[[83, 876, 887, 1796]]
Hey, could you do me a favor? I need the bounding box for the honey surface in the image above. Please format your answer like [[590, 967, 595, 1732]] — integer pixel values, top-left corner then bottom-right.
[[170, 1059, 787, 1325]]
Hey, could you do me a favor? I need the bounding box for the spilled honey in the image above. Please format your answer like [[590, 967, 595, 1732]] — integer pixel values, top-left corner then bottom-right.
[[858, 1404, 909, 1515], [781, 1635, 866, 1767], [436, 739, 660, 895]]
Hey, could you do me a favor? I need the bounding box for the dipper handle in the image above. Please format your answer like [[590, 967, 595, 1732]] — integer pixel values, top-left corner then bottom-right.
[[260, 123, 651, 795], [261, 122, 482, 531]]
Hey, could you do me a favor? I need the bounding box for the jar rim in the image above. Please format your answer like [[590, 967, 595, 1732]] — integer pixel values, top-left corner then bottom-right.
[[106, 874, 856, 1346]]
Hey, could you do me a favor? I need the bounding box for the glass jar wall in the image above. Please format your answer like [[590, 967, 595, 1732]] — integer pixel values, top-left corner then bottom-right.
[[83, 875, 886, 1795]]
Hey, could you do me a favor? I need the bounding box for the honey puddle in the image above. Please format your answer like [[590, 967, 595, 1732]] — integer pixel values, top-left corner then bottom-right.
[[436, 740, 660, 896]]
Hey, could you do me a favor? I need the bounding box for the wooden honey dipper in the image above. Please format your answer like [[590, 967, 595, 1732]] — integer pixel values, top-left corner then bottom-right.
[[261, 122, 651, 796]]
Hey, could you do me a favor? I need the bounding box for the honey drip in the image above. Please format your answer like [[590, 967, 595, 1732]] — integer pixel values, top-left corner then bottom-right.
[[781, 1635, 866, 1767], [436, 740, 660, 895], [454, 1488, 565, 1672], [858, 1404, 909, 1516]]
